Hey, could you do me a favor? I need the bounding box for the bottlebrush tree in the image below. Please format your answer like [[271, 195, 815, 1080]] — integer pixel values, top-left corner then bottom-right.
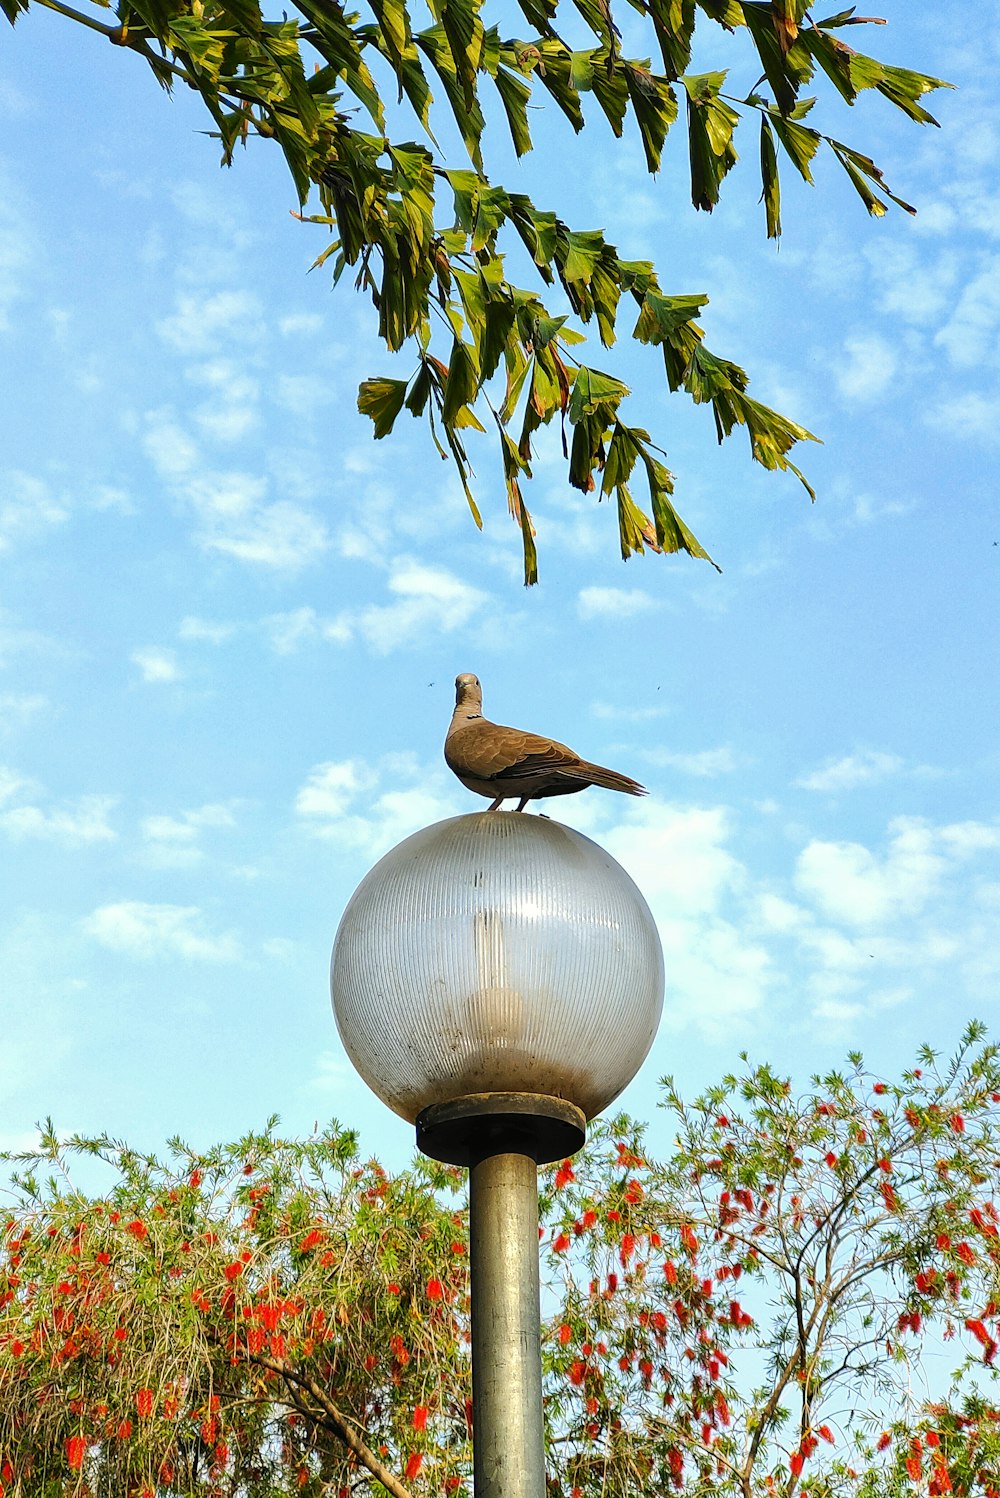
[[2, 1022, 1000, 1497]]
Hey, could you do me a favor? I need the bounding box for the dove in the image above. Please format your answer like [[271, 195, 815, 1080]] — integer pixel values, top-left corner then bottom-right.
[[445, 673, 647, 812]]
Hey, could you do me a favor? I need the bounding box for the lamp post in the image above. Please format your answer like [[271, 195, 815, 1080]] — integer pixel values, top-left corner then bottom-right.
[[331, 812, 664, 1498]]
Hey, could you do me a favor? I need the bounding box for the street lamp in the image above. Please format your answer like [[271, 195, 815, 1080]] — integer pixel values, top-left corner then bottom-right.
[[331, 812, 664, 1498]]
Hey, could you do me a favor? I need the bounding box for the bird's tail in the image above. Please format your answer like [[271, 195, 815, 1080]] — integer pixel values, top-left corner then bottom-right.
[[578, 761, 647, 797]]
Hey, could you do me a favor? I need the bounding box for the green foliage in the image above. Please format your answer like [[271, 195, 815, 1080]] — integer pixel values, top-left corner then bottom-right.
[[10, 0, 948, 580], [3, 1032, 1000, 1496]]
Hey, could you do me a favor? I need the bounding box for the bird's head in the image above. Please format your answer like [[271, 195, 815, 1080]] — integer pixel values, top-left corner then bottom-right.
[[454, 673, 482, 710]]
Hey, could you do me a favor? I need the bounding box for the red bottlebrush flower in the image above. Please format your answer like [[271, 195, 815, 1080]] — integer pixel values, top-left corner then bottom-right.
[[877, 1431, 892, 1451], [404, 1453, 423, 1481], [956, 1242, 977, 1266], [950, 1113, 965, 1134], [680, 1224, 698, 1255], [649, 1230, 662, 1249], [664, 1260, 678, 1285], [558, 1324, 572, 1345], [136, 1388, 154, 1419], [125, 1220, 147, 1241], [965, 1318, 998, 1363], [214, 1442, 229, 1468], [189, 1169, 202, 1188], [113, 1327, 128, 1342], [445, 1480, 462, 1495], [554, 1161, 575, 1190], [66, 1436, 86, 1471], [116, 1419, 132, 1440], [95, 1250, 111, 1265], [824, 1152, 838, 1169], [620, 1233, 636, 1265], [553, 1233, 571, 1254], [568, 1360, 586, 1386], [10, 1340, 24, 1357], [873, 1082, 887, 1094], [427, 1278, 444, 1301], [413, 1405, 428, 1432], [916, 1270, 938, 1293], [299, 1229, 324, 1252], [906, 1453, 922, 1481], [224, 1261, 243, 1281], [789, 1451, 804, 1477], [878, 1158, 892, 1173], [386, 1282, 401, 1294], [880, 1182, 898, 1212], [818, 1424, 834, 1444], [937, 1233, 951, 1251], [624, 1178, 644, 1204], [581, 1209, 597, 1230], [926, 1431, 940, 1448]]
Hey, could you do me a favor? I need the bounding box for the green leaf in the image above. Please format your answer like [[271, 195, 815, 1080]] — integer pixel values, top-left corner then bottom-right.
[[682, 71, 740, 210], [442, 339, 480, 426], [358, 377, 409, 438], [493, 64, 534, 156], [759, 116, 781, 239], [567, 364, 629, 423]]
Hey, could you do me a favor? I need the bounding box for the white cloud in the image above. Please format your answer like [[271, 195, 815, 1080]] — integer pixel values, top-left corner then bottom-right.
[[577, 586, 656, 620], [156, 290, 263, 357], [0, 765, 31, 804], [0, 793, 116, 844], [131, 647, 182, 684], [0, 471, 69, 552], [279, 312, 323, 336], [263, 606, 352, 654], [140, 803, 238, 866], [644, 746, 742, 777], [592, 701, 668, 723], [296, 760, 379, 821], [605, 803, 744, 918], [356, 558, 489, 653], [934, 256, 1000, 368], [178, 616, 238, 644], [187, 474, 330, 569], [795, 818, 950, 927], [834, 333, 898, 402], [295, 756, 454, 856], [796, 750, 904, 792], [0, 693, 47, 728], [927, 391, 1000, 447], [83, 901, 241, 962]]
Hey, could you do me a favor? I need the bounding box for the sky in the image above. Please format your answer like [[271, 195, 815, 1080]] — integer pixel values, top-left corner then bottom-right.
[[0, 2, 998, 1176]]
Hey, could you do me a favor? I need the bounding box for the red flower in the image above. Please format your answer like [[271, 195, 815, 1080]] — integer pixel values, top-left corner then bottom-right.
[[619, 1232, 636, 1265], [136, 1388, 154, 1419], [818, 1424, 834, 1443], [956, 1242, 977, 1266], [873, 1082, 887, 1095], [66, 1436, 86, 1471], [189, 1169, 202, 1188], [553, 1233, 570, 1255], [554, 1161, 575, 1190], [224, 1261, 243, 1281], [413, 1405, 428, 1431], [558, 1324, 572, 1345], [680, 1224, 698, 1255], [404, 1452, 423, 1480], [568, 1360, 586, 1386], [824, 1152, 838, 1169], [299, 1229, 324, 1252], [876, 1431, 892, 1451], [789, 1450, 804, 1476], [125, 1220, 147, 1241], [950, 1113, 965, 1134], [427, 1279, 444, 1301]]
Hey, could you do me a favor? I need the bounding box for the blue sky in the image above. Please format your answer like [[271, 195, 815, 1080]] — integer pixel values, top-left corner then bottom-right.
[[0, 3, 998, 1173]]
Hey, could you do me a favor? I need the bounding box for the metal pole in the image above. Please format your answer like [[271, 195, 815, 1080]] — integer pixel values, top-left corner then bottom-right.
[[468, 1145, 546, 1498]]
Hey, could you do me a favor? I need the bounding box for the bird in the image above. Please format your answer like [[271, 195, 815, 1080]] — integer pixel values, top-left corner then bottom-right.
[[444, 673, 647, 812]]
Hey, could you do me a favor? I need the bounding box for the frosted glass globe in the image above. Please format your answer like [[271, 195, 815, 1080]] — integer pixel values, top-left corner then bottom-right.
[[331, 814, 664, 1123]]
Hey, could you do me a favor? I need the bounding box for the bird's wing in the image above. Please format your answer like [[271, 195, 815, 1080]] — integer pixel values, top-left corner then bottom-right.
[[447, 722, 582, 783]]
